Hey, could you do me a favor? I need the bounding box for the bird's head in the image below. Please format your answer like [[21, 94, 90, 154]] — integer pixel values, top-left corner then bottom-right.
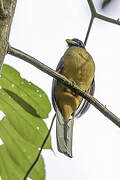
[[66, 38, 85, 48]]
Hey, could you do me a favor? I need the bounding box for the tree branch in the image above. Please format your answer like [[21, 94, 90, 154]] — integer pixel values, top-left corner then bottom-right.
[[7, 45, 120, 128], [0, 0, 10, 18], [85, 0, 120, 44], [87, 0, 96, 15], [0, 0, 17, 72], [84, 15, 94, 45], [87, 0, 120, 25], [96, 13, 120, 25]]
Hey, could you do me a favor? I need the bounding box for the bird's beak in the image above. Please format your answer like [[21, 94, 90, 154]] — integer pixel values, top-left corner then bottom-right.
[[66, 39, 77, 45]]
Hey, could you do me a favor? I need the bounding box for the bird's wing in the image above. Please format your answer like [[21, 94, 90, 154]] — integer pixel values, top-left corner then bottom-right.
[[75, 78, 95, 118], [52, 59, 74, 157], [52, 59, 64, 110]]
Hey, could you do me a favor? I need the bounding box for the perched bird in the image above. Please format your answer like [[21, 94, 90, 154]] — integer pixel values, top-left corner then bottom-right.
[[52, 38, 95, 157]]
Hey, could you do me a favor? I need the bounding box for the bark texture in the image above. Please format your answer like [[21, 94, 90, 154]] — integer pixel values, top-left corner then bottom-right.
[[0, 0, 17, 71]]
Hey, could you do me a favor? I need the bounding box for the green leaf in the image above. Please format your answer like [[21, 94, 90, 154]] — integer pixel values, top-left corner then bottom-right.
[[0, 64, 51, 118], [102, 0, 112, 8], [0, 117, 45, 180], [0, 65, 51, 149], [0, 64, 52, 180], [0, 88, 51, 149]]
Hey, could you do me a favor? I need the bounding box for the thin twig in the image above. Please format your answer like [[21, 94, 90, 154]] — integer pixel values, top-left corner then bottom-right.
[[23, 114, 56, 180], [87, 0, 120, 26], [96, 13, 120, 25], [7, 45, 120, 127], [84, 15, 94, 45], [85, 0, 120, 45], [87, 0, 96, 15]]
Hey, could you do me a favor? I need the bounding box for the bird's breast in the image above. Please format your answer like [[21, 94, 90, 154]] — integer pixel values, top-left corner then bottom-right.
[[55, 46, 95, 120], [61, 47, 95, 90]]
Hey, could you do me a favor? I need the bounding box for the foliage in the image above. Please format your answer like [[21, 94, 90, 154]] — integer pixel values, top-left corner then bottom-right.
[[0, 64, 51, 180], [102, 0, 112, 8]]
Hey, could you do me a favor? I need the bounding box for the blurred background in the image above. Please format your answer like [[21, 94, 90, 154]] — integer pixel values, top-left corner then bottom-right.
[[1, 0, 120, 179]]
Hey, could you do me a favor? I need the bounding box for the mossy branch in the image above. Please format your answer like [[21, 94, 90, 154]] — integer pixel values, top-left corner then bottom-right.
[[0, 0, 17, 72]]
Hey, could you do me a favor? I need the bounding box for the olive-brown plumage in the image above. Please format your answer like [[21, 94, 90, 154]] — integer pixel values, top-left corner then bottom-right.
[[52, 39, 95, 157]]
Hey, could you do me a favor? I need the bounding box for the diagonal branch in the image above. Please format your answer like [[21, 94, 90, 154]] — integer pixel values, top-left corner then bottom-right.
[[96, 13, 120, 25], [7, 45, 120, 128]]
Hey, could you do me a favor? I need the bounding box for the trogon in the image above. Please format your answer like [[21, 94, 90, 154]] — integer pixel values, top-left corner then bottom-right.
[[52, 38, 95, 157]]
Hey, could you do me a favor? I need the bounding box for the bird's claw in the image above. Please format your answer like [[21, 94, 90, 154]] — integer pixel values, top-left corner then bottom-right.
[[71, 80, 76, 86]]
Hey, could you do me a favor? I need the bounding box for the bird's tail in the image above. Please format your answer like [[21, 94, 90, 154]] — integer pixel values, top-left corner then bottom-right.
[[56, 107, 74, 158]]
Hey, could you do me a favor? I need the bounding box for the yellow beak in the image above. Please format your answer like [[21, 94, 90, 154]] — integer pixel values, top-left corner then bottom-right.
[[66, 39, 77, 45]]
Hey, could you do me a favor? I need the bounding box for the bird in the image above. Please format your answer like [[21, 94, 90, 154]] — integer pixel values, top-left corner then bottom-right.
[[52, 38, 95, 157]]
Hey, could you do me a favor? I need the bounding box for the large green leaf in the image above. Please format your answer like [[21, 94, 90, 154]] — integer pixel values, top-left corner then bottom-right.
[[0, 64, 51, 118], [0, 88, 51, 149], [0, 117, 45, 180], [0, 64, 52, 180]]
